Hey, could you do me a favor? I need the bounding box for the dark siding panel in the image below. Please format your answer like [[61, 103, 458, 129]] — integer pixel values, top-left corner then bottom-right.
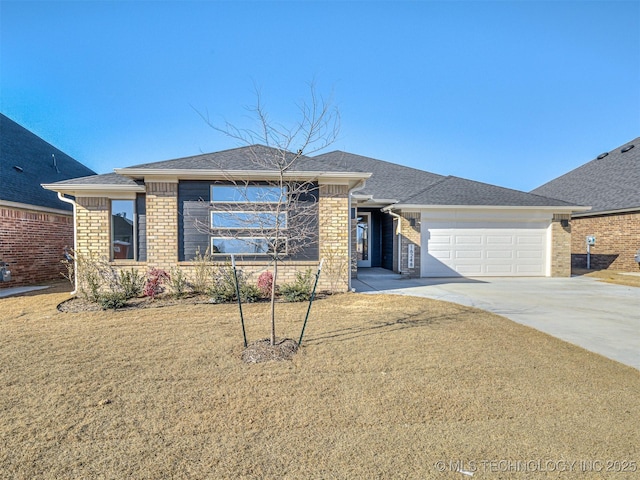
[[178, 181, 211, 261], [178, 180, 319, 262], [381, 213, 394, 270], [136, 194, 147, 262]]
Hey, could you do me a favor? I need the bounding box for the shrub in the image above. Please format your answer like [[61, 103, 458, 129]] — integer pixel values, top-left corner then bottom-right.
[[257, 270, 274, 298], [98, 292, 127, 310], [191, 247, 215, 295], [280, 269, 314, 302], [144, 268, 170, 299], [169, 267, 190, 299], [209, 264, 237, 303], [240, 283, 261, 303], [119, 268, 145, 299]]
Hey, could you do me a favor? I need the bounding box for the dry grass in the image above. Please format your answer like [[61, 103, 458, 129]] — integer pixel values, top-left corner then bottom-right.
[[1, 287, 639, 479], [574, 268, 640, 288]]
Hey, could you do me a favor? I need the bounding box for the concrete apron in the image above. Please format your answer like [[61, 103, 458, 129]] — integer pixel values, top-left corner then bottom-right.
[[353, 270, 640, 371]]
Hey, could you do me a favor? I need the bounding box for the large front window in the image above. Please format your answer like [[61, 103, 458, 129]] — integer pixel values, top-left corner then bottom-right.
[[210, 184, 288, 256], [111, 200, 135, 260]]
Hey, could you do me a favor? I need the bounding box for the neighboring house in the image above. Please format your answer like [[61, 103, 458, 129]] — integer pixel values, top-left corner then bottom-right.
[[0, 113, 96, 287], [532, 137, 640, 271], [42, 145, 585, 292]]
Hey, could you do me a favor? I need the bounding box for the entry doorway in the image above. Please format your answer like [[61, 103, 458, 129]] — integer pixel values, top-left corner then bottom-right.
[[356, 212, 372, 268]]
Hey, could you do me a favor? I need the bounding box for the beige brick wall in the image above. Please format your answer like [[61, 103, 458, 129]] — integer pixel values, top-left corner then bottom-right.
[[72, 181, 352, 294], [550, 214, 571, 277], [75, 197, 110, 259], [146, 182, 178, 266], [399, 212, 421, 277], [318, 184, 350, 292], [570, 212, 640, 271]]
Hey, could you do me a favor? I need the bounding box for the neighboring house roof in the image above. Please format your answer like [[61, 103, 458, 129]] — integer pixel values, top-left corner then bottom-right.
[[316, 150, 580, 209], [0, 113, 96, 211], [531, 137, 640, 214]]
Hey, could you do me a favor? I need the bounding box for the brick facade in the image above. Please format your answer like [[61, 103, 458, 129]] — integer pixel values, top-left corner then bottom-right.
[[570, 212, 640, 271], [550, 214, 572, 277], [399, 212, 421, 277], [68, 181, 352, 294], [318, 184, 350, 291], [146, 182, 179, 266], [75, 197, 110, 258], [0, 205, 73, 287]]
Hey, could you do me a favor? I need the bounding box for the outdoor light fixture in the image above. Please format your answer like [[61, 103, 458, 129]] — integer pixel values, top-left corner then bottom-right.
[[561, 219, 569, 228]]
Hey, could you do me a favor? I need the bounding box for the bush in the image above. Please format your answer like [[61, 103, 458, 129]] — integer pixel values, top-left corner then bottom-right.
[[191, 247, 215, 295], [280, 269, 314, 302], [209, 264, 238, 303], [257, 270, 274, 298], [98, 291, 127, 310], [119, 269, 145, 299], [144, 268, 170, 299], [169, 267, 190, 299], [240, 283, 261, 303]]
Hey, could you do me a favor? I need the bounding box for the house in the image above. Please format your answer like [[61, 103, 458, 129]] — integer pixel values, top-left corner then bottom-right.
[[42, 145, 586, 292], [0, 113, 96, 287], [532, 137, 640, 271]]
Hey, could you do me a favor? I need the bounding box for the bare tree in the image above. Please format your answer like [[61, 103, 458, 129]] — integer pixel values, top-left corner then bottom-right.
[[195, 83, 340, 346]]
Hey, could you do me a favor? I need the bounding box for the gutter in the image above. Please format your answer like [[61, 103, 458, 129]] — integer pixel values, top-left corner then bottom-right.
[[56, 193, 78, 295], [347, 179, 367, 291]]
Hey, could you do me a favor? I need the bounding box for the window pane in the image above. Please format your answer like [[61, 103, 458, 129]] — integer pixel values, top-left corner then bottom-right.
[[112, 200, 135, 259], [211, 237, 286, 255], [211, 185, 286, 203], [211, 211, 286, 229]]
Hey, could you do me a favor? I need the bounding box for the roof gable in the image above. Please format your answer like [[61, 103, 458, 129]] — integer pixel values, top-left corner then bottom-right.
[[123, 145, 352, 173], [531, 137, 640, 213], [314, 151, 444, 202], [0, 114, 96, 211], [403, 176, 578, 207]]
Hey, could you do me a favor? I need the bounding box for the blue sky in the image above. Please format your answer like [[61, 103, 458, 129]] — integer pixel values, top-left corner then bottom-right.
[[1, 0, 639, 192]]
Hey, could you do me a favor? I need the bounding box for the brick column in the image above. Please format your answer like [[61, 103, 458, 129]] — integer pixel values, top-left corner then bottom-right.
[[318, 184, 349, 292], [400, 212, 421, 277], [550, 214, 571, 277], [146, 182, 178, 266], [75, 197, 110, 259]]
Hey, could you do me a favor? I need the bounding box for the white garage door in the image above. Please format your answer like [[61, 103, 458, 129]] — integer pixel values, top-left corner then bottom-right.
[[421, 221, 549, 277]]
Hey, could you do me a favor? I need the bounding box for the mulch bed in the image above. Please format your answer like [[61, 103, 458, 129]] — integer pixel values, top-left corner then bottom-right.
[[241, 337, 299, 363]]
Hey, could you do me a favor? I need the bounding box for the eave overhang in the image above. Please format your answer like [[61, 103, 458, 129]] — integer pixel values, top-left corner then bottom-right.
[[114, 168, 371, 186], [382, 204, 592, 213]]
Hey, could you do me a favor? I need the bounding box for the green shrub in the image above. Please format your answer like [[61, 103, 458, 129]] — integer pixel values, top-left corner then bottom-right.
[[280, 269, 314, 302], [209, 264, 237, 303], [169, 267, 190, 299], [240, 283, 261, 303], [119, 268, 145, 299], [98, 292, 127, 310], [192, 247, 215, 295]]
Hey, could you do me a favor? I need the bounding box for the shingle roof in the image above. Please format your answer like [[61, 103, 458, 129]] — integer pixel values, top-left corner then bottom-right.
[[403, 176, 577, 207], [531, 137, 640, 213], [50, 172, 141, 187], [316, 150, 577, 208], [0, 113, 96, 211], [314, 151, 445, 202], [123, 144, 352, 173]]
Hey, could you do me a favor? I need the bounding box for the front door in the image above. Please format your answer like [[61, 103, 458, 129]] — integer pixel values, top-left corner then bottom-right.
[[356, 212, 372, 268]]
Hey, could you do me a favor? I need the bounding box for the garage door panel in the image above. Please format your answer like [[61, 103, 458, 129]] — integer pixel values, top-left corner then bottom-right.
[[486, 250, 513, 259], [422, 220, 549, 277]]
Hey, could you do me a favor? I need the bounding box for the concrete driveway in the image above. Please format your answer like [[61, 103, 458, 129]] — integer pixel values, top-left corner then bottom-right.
[[353, 270, 640, 371]]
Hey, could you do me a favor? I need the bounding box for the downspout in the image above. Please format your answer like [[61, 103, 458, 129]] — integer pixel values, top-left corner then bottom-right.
[[57, 192, 78, 295], [381, 206, 403, 274], [347, 179, 367, 291]]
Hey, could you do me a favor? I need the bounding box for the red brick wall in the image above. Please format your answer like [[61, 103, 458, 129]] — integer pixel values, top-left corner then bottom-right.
[[0, 206, 73, 287], [570, 212, 640, 271]]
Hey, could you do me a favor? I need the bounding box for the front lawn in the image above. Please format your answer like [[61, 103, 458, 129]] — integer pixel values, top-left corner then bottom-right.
[[1, 288, 638, 478]]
